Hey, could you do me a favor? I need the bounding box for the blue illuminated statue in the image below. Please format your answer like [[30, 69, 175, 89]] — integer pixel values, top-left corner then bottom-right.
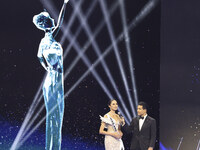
[[33, 0, 69, 149]]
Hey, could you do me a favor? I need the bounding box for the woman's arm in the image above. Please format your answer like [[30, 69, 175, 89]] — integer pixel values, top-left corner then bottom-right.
[[117, 125, 123, 137], [117, 114, 125, 126], [53, 0, 69, 37], [122, 118, 135, 134], [99, 122, 121, 139], [99, 115, 122, 139], [114, 114, 124, 137]]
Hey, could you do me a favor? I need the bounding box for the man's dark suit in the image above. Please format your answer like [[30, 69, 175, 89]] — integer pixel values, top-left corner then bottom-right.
[[123, 115, 156, 150]]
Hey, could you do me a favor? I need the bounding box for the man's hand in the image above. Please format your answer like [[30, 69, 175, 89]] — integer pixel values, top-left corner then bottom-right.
[[148, 147, 153, 150]]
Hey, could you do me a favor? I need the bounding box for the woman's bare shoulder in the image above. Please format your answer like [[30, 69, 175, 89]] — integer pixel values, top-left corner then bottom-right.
[[103, 113, 110, 118]]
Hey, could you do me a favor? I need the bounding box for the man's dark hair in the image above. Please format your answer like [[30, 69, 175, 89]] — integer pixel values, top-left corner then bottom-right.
[[138, 101, 148, 110]]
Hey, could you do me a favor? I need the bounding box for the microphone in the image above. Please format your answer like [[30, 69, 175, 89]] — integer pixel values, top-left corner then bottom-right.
[[118, 111, 123, 118], [118, 111, 125, 126]]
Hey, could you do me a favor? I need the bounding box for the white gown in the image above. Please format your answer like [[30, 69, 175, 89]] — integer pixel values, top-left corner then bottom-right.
[[100, 114, 125, 150]]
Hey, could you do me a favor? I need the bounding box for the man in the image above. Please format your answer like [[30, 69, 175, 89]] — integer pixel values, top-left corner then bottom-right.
[[123, 102, 156, 150]]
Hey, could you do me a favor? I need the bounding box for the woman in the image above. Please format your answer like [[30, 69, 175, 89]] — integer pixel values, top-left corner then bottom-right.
[[33, 0, 69, 149], [99, 100, 125, 150]]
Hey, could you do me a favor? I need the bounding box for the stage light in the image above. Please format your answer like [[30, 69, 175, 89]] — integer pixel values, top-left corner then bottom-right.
[[196, 139, 200, 150], [128, 0, 159, 31], [10, 75, 45, 150], [99, 0, 136, 116], [69, 0, 132, 120], [177, 137, 183, 150], [119, 0, 139, 108], [64, 1, 119, 79], [60, 0, 98, 59]]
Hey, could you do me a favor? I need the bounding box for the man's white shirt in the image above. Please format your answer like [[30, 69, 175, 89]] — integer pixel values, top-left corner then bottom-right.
[[139, 114, 148, 131]]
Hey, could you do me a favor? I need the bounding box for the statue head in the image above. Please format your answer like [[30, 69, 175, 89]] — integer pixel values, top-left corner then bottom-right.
[[33, 11, 55, 31]]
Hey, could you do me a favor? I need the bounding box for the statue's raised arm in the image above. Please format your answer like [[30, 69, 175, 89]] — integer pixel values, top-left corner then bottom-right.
[[53, 0, 69, 37]]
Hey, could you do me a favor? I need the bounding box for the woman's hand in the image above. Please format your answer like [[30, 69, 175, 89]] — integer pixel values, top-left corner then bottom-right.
[[111, 132, 122, 139], [119, 131, 123, 137], [64, 0, 69, 3], [120, 117, 125, 126]]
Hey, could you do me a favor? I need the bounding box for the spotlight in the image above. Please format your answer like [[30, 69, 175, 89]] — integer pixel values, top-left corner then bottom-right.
[[99, 0, 136, 116], [119, 0, 139, 108]]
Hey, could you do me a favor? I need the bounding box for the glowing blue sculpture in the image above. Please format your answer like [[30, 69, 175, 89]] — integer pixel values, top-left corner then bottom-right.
[[33, 0, 69, 149]]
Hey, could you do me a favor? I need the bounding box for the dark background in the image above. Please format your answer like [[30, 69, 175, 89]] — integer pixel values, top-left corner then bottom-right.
[[161, 0, 200, 149], [0, 0, 160, 149]]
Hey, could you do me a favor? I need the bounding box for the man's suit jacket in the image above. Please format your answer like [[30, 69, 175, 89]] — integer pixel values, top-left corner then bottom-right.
[[123, 116, 156, 150]]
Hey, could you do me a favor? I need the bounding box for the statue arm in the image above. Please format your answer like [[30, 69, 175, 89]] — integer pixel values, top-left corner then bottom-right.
[[53, 0, 69, 37], [37, 42, 48, 71], [38, 57, 48, 71]]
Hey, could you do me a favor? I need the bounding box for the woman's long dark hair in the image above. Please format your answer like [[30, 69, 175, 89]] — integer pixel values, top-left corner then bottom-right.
[[107, 99, 117, 106]]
